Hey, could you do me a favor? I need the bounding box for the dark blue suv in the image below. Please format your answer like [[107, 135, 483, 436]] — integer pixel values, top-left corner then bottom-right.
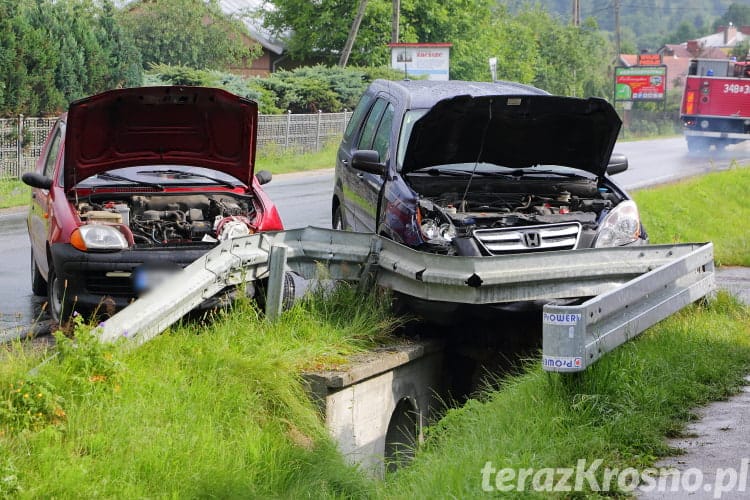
[[332, 79, 646, 256]]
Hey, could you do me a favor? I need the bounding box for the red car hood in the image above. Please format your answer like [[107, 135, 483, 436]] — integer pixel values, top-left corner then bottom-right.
[[64, 86, 257, 191]]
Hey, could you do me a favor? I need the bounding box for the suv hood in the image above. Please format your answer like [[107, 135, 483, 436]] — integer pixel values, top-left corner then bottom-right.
[[64, 86, 257, 191], [401, 95, 621, 177]]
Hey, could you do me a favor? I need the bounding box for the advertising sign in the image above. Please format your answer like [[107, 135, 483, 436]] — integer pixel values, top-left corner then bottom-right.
[[614, 66, 667, 102], [389, 43, 452, 81]]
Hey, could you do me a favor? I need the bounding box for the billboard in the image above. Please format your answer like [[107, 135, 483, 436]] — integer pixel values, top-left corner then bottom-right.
[[614, 66, 667, 102], [389, 43, 452, 81]]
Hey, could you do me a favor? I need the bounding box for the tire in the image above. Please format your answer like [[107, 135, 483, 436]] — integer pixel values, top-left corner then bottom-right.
[[30, 253, 47, 296], [47, 266, 73, 322], [686, 136, 709, 153], [332, 204, 344, 230]]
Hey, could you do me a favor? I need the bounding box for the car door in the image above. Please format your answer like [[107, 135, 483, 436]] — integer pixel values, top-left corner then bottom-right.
[[336, 94, 373, 231], [357, 101, 394, 233], [345, 97, 393, 231], [28, 122, 63, 279]]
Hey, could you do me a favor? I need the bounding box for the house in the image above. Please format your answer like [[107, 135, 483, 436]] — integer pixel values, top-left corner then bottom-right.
[[219, 0, 286, 77], [120, 0, 286, 77]]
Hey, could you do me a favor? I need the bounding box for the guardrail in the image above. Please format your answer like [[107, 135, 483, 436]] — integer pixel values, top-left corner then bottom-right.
[[97, 227, 715, 371], [541, 242, 714, 372]]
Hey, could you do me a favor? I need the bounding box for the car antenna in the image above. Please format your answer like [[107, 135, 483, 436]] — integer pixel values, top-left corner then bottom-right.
[[459, 98, 492, 211]]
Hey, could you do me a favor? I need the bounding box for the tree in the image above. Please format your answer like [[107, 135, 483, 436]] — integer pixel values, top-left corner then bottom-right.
[[714, 3, 750, 31], [118, 0, 260, 70]]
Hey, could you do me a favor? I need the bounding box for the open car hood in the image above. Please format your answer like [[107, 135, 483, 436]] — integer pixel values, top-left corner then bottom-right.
[[64, 86, 257, 191], [401, 95, 621, 177]]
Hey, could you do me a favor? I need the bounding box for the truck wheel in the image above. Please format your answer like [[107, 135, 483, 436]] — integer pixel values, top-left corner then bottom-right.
[[31, 253, 47, 296], [686, 136, 709, 153]]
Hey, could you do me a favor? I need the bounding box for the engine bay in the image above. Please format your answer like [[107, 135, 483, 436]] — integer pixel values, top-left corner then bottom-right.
[[420, 190, 618, 229], [75, 193, 258, 247]]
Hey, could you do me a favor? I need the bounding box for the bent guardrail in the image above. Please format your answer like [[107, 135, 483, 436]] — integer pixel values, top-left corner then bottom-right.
[[97, 227, 715, 372], [541, 242, 714, 372]]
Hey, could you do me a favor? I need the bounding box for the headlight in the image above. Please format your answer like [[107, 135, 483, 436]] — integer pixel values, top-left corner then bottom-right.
[[420, 219, 456, 243], [71, 225, 129, 251], [593, 200, 641, 248]]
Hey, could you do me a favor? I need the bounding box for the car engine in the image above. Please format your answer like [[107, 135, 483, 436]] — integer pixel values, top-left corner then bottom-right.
[[75, 193, 258, 247]]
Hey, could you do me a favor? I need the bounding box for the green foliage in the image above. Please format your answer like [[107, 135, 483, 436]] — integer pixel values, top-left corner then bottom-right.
[[382, 293, 750, 497], [0, 0, 142, 117], [118, 0, 260, 71], [633, 164, 750, 267], [713, 2, 750, 31], [0, 376, 65, 433], [0, 286, 397, 496]]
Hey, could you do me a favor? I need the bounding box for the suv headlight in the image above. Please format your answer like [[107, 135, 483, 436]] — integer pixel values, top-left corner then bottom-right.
[[71, 225, 129, 251], [593, 200, 641, 248], [417, 203, 457, 245]]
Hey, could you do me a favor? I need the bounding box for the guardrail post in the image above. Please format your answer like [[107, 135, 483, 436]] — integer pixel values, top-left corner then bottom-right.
[[265, 243, 289, 321]]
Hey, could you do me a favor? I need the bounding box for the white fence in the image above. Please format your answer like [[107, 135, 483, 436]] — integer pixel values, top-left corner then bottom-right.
[[0, 111, 351, 179]]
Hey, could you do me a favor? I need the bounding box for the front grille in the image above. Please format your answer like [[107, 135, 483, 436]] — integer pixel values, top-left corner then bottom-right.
[[473, 222, 581, 255], [85, 273, 134, 296]]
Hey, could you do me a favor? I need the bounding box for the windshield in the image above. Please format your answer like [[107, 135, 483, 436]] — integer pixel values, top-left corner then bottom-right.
[[76, 165, 246, 188]]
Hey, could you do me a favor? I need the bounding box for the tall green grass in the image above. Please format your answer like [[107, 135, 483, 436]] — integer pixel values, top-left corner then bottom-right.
[[633, 164, 750, 266], [0, 287, 398, 497], [381, 293, 750, 498]]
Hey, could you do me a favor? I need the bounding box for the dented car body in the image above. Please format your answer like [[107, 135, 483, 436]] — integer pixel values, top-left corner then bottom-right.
[[23, 86, 283, 320], [332, 80, 646, 258]]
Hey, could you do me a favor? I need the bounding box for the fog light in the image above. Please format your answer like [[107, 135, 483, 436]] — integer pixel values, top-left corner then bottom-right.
[[700, 120, 709, 129]]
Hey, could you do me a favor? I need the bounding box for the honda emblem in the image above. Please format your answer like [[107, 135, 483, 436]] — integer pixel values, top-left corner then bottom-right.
[[522, 231, 541, 248]]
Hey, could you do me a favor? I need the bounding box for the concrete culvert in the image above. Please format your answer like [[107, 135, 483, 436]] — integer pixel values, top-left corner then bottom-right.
[[384, 397, 420, 473]]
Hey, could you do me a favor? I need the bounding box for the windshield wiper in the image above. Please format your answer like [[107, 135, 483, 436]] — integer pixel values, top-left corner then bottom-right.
[[137, 169, 238, 188], [96, 172, 164, 190], [510, 169, 588, 179], [422, 167, 516, 178]]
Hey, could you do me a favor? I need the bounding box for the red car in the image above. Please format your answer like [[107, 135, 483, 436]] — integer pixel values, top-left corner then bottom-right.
[[22, 86, 283, 321]]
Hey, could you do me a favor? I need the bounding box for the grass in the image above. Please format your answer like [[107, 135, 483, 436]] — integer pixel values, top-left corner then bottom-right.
[[381, 293, 750, 497], [256, 141, 337, 176], [0, 178, 29, 209], [0, 165, 747, 497], [0, 286, 399, 498], [633, 164, 750, 266]]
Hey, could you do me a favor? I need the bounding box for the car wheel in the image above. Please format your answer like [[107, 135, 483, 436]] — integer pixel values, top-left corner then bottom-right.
[[31, 253, 47, 296], [47, 266, 72, 322], [332, 205, 344, 230]]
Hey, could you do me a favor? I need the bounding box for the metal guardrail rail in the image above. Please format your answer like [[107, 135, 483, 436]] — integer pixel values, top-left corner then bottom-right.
[[542, 242, 714, 372], [98, 227, 715, 371]]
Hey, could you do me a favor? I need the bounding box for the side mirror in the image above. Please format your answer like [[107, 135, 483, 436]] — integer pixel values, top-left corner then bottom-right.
[[255, 170, 272, 185], [351, 150, 385, 175], [606, 153, 628, 176], [21, 172, 53, 190]]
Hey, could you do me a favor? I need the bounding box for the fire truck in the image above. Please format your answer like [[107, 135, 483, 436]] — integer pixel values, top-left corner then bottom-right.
[[680, 58, 750, 152]]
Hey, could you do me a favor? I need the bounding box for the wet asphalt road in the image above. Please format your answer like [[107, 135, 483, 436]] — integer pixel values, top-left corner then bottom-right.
[[1, 136, 749, 338]]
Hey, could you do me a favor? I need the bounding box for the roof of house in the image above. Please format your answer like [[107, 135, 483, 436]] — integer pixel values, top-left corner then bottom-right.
[[219, 0, 284, 55], [118, 0, 285, 55]]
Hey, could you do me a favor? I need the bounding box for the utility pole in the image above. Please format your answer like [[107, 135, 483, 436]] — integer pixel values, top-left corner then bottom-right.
[[572, 0, 580, 27], [392, 0, 400, 43], [339, 0, 368, 67], [614, 0, 621, 56]]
